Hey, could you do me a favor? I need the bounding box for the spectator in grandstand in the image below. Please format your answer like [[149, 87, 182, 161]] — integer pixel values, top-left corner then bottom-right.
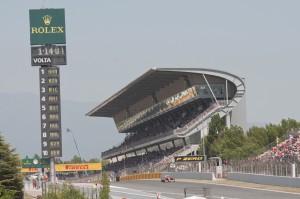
[[257, 130, 300, 162]]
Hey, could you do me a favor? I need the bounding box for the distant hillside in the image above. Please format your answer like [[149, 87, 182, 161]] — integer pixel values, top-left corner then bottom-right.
[[0, 92, 125, 161], [0, 92, 270, 161]]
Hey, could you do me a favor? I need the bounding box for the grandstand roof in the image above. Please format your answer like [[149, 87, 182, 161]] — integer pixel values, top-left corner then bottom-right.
[[86, 68, 237, 117]]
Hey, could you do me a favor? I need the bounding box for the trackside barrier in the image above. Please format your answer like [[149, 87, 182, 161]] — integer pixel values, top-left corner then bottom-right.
[[228, 172, 300, 188], [120, 172, 214, 181], [162, 172, 214, 181], [120, 173, 161, 181]]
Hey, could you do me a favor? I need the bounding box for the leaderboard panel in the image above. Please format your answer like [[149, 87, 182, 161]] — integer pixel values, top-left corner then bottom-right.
[[39, 67, 62, 158]]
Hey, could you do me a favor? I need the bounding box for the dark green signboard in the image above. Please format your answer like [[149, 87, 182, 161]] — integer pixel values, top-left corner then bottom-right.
[[22, 158, 50, 168], [40, 158, 51, 168], [29, 8, 66, 45]]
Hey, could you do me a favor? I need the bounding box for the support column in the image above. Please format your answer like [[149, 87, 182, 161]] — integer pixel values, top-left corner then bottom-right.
[[225, 79, 230, 129], [50, 157, 55, 183], [158, 145, 162, 152], [292, 163, 296, 178], [172, 140, 175, 148], [226, 113, 231, 128], [201, 130, 206, 161], [203, 74, 219, 107]]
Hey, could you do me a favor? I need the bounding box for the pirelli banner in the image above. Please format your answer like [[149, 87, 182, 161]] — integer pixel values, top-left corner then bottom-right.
[[29, 8, 66, 45], [22, 163, 102, 173], [55, 163, 102, 172], [174, 155, 205, 162]]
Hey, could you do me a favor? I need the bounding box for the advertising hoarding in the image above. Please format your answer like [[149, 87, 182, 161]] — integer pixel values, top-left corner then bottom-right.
[[29, 8, 66, 45]]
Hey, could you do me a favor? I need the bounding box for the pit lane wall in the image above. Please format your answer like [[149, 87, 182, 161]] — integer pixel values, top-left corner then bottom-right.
[[228, 172, 300, 188], [120, 172, 214, 181], [120, 173, 161, 181], [162, 172, 214, 181]]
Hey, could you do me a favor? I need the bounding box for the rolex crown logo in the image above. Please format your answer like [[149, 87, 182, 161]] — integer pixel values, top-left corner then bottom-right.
[[42, 15, 52, 25]]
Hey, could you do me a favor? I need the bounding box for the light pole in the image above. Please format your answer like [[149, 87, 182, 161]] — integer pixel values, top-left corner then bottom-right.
[[66, 128, 87, 176]]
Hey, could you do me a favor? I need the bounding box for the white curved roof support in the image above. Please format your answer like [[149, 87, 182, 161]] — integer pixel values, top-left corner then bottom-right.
[[164, 68, 246, 137], [202, 74, 220, 107]]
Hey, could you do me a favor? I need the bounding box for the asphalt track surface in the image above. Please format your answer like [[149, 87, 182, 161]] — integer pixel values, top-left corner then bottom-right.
[[25, 179, 300, 199], [106, 179, 300, 199]]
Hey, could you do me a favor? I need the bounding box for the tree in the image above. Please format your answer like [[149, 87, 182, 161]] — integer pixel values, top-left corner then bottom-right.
[[280, 118, 300, 136], [265, 123, 280, 145], [55, 157, 64, 164], [205, 114, 225, 157], [101, 159, 110, 167], [0, 133, 23, 199], [88, 158, 100, 163], [99, 172, 110, 199], [64, 155, 83, 164], [0, 186, 15, 199], [247, 126, 269, 148], [211, 125, 246, 160], [33, 154, 41, 159]]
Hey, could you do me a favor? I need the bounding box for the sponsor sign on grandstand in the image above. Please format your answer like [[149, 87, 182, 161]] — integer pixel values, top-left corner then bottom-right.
[[175, 155, 205, 162], [163, 87, 197, 112], [116, 86, 197, 132]]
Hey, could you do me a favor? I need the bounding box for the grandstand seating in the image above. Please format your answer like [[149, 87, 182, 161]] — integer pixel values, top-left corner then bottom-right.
[[103, 146, 183, 172], [257, 130, 300, 162], [102, 100, 213, 157]]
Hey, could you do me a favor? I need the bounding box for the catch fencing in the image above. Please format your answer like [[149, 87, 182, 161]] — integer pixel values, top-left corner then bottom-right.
[[118, 158, 300, 179], [223, 160, 300, 178]]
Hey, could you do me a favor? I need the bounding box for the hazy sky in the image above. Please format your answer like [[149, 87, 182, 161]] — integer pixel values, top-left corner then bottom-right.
[[1, 1, 300, 160]]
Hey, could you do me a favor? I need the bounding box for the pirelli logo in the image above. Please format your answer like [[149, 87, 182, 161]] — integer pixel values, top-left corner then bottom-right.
[[175, 156, 204, 162]]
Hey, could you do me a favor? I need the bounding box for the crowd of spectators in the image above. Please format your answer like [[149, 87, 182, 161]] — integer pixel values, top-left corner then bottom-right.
[[119, 100, 211, 148], [102, 99, 214, 171], [103, 146, 183, 172], [257, 131, 300, 162]]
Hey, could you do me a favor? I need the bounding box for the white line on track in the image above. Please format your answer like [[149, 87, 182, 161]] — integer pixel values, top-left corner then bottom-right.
[[111, 189, 175, 199], [110, 185, 177, 198], [209, 182, 300, 196]]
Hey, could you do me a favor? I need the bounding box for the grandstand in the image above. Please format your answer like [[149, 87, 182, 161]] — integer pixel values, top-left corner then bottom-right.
[[86, 68, 246, 173]]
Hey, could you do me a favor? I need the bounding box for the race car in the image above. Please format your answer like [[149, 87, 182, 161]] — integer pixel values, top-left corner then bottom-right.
[[161, 175, 175, 182]]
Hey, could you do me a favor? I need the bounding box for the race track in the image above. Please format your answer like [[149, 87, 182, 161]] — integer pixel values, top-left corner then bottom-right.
[[105, 179, 300, 199]]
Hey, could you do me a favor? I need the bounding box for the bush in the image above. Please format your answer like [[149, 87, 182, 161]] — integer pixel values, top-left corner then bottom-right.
[[45, 184, 86, 199], [99, 172, 110, 199]]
